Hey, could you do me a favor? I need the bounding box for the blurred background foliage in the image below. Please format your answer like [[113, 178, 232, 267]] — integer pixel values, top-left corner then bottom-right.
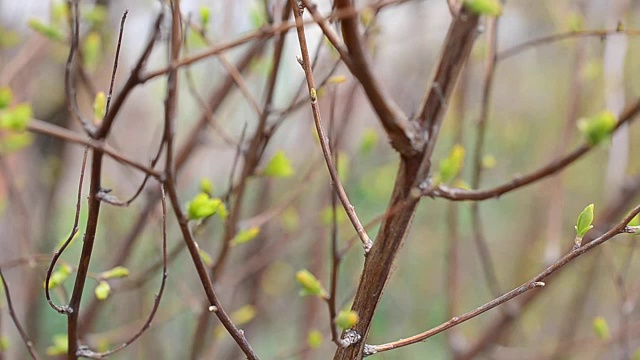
[[0, 0, 640, 359]]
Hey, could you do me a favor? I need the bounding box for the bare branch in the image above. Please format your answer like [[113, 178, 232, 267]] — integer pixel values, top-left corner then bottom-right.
[[291, 0, 372, 252], [365, 204, 640, 356], [426, 96, 640, 201], [0, 269, 41, 360]]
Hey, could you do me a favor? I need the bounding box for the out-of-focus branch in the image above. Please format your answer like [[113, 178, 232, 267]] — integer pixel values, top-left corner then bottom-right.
[[0, 268, 41, 360], [27, 119, 161, 177], [468, 16, 501, 298], [497, 28, 640, 62]]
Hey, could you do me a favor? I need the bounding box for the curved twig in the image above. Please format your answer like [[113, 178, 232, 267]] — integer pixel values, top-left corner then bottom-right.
[[75, 185, 168, 359], [44, 147, 88, 314], [65, 0, 95, 134]]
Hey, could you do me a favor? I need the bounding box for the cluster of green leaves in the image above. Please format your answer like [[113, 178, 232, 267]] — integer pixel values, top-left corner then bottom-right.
[[46, 334, 68, 356], [435, 144, 465, 185], [262, 151, 294, 178], [45, 263, 72, 290], [230, 226, 260, 247], [295, 269, 327, 298], [0, 87, 33, 154], [463, 0, 503, 16], [578, 111, 617, 145], [186, 192, 228, 221]]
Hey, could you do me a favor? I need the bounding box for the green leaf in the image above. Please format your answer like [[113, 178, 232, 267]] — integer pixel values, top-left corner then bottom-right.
[[231, 227, 260, 247], [0, 336, 9, 351], [214, 305, 257, 339], [337, 151, 350, 181], [28, 18, 64, 42], [335, 310, 359, 330], [0, 87, 12, 109], [187, 193, 227, 220], [263, 151, 294, 178], [482, 154, 496, 169], [281, 207, 300, 231], [0, 133, 33, 154], [199, 248, 213, 267], [463, 0, 502, 16], [46, 334, 68, 356], [632, 348, 640, 360], [101, 266, 130, 279], [307, 330, 323, 349], [93, 91, 106, 122], [629, 213, 640, 227], [83, 32, 101, 71], [231, 304, 257, 325], [95, 281, 111, 301], [200, 6, 211, 29], [83, 5, 108, 28], [44, 264, 72, 289], [592, 316, 610, 340], [0, 103, 32, 131], [249, 4, 268, 29], [438, 144, 465, 184], [359, 128, 379, 153], [578, 111, 617, 145], [0, 27, 20, 48], [200, 178, 214, 195], [320, 206, 347, 226], [575, 203, 594, 238], [295, 269, 327, 298], [328, 75, 347, 84], [567, 12, 584, 32], [359, 7, 375, 27]]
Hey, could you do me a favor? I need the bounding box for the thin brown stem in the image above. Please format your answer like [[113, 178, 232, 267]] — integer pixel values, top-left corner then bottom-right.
[[75, 185, 168, 359], [45, 147, 88, 314], [0, 269, 40, 359], [426, 95, 640, 201], [366, 204, 640, 355], [292, 0, 372, 252]]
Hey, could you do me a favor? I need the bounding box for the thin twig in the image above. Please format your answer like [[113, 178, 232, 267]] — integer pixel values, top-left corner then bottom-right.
[[27, 119, 161, 177], [104, 10, 129, 118], [365, 204, 640, 356], [160, 1, 258, 358], [468, 16, 501, 298], [75, 185, 168, 359], [64, 0, 95, 134], [425, 96, 640, 201], [0, 268, 41, 360], [44, 147, 88, 314], [497, 28, 640, 62], [291, 0, 372, 253]]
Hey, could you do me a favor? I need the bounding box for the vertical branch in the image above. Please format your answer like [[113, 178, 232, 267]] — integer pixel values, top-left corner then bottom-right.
[[334, 8, 480, 359], [468, 16, 501, 298], [446, 64, 469, 356], [159, 1, 258, 358], [291, 1, 373, 252]]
